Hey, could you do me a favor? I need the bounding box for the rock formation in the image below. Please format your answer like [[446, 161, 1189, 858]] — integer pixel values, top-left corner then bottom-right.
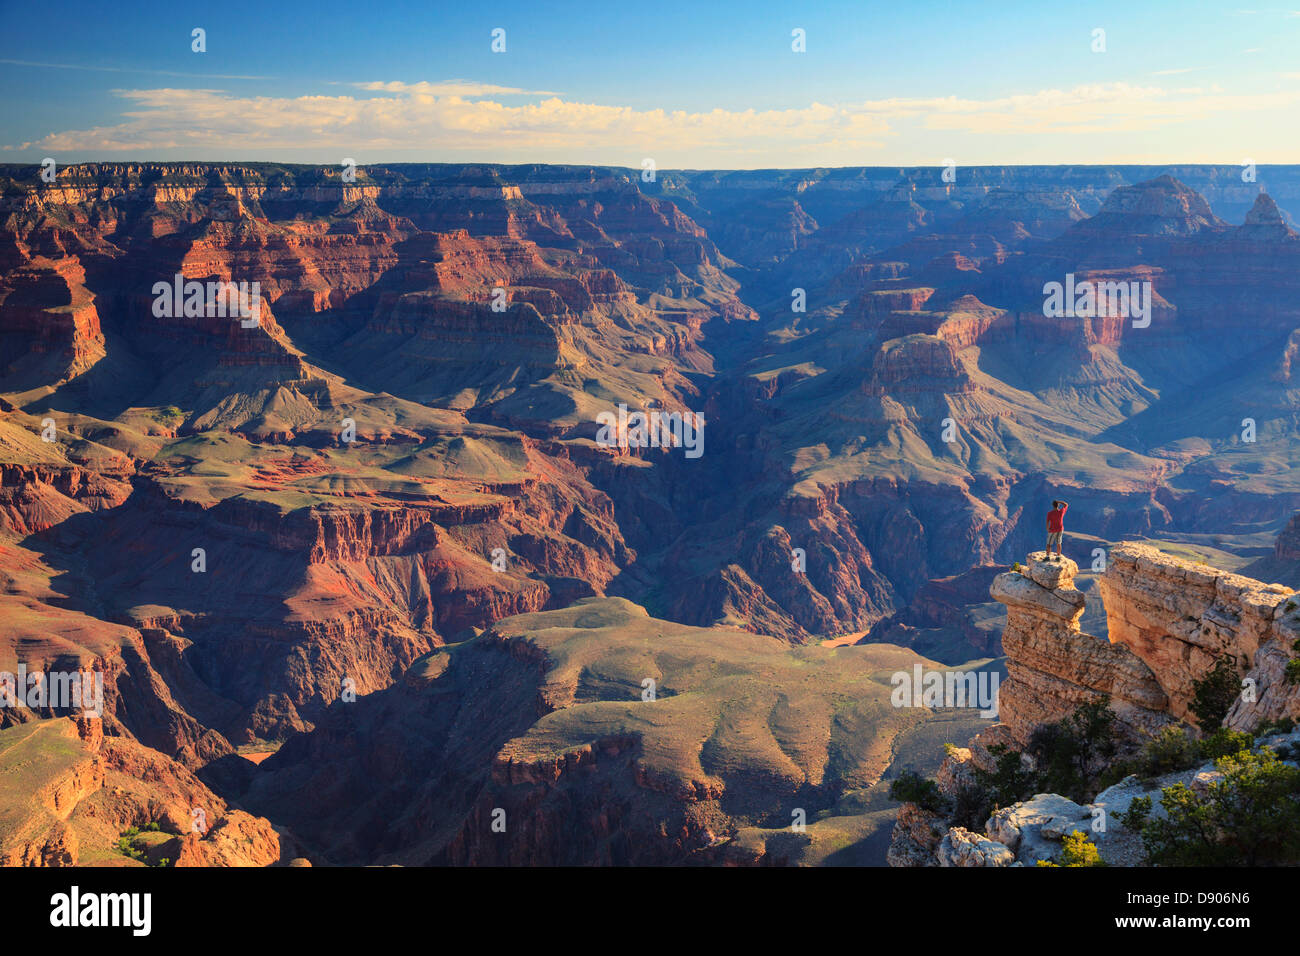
[[1100, 543, 1299, 727], [890, 542, 1300, 866], [0, 716, 282, 867], [991, 551, 1175, 750]]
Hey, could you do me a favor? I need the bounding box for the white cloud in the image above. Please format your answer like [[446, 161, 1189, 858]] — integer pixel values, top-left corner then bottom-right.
[[351, 80, 561, 97], [7, 79, 1300, 165]]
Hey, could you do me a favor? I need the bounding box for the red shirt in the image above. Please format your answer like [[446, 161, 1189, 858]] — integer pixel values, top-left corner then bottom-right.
[[1047, 504, 1068, 533]]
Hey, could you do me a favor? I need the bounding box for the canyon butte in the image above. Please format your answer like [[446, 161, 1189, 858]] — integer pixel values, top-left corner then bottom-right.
[[2, 162, 1299, 866]]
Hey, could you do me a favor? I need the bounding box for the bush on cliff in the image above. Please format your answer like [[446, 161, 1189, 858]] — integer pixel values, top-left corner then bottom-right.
[[1199, 727, 1255, 760], [946, 701, 1123, 830], [1255, 717, 1295, 736], [1098, 725, 1256, 789], [889, 771, 947, 814], [1190, 655, 1241, 730], [1035, 830, 1106, 867], [1098, 726, 1198, 786], [1025, 699, 1118, 801], [1123, 748, 1300, 866], [946, 743, 1040, 831]]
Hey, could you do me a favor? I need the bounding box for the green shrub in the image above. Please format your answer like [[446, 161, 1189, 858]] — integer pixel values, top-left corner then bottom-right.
[[1255, 717, 1295, 736], [1101, 724, 1252, 790], [1286, 659, 1300, 686], [973, 743, 1039, 809], [1199, 727, 1254, 761], [1026, 699, 1117, 801], [889, 771, 947, 813], [946, 744, 1038, 832], [1133, 748, 1300, 866], [1036, 830, 1106, 867], [948, 782, 995, 832], [957, 701, 1122, 818], [113, 834, 145, 861], [1139, 726, 1201, 777], [1011, 562, 1022, 573], [1190, 656, 1241, 730], [1119, 795, 1153, 832], [114, 821, 167, 863]]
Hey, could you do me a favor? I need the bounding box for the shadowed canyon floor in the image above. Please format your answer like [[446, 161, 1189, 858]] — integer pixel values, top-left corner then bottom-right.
[[232, 597, 992, 865]]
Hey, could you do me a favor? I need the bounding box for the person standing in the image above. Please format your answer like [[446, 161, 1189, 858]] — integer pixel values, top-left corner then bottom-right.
[[1046, 499, 1068, 560]]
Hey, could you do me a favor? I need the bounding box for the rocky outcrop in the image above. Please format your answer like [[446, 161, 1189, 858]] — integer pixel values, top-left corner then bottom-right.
[[865, 334, 976, 396], [937, 826, 1015, 867], [1237, 193, 1297, 242], [1099, 542, 1298, 727], [889, 543, 1300, 866], [1072, 175, 1227, 237], [984, 545, 1300, 747], [886, 801, 947, 867], [0, 256, 104, 385], [990, 552, 1175, 750]]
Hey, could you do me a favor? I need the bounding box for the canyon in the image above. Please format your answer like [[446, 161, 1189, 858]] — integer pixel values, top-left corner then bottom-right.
[[2, 161, 1299, 865]]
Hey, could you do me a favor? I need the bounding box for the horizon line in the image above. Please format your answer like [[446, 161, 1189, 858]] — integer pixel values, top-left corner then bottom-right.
[[0, 159, 1295, 173]]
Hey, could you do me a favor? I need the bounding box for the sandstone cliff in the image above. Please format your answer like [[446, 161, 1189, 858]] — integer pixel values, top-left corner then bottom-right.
[[1100, 543, 1299, 729], [987, 544, 1299, 749], [991, 551, 1175, 751]]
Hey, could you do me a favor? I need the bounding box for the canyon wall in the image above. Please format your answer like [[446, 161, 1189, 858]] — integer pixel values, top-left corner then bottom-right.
[[1100, 542, 1300, 731]]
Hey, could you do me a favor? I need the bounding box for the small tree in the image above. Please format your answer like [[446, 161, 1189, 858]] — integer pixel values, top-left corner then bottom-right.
[[1135, 748, 1300, 866], [889, 771, 947, 814], [1190, 655, 1240, 730], [1026, 698, 1117, 801]]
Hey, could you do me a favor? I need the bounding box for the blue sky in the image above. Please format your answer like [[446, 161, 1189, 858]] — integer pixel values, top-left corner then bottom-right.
[[2, 0, 1299, 167]]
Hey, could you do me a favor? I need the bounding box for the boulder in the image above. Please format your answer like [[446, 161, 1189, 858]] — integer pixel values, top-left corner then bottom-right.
[[937, 827, 1015, 867]]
